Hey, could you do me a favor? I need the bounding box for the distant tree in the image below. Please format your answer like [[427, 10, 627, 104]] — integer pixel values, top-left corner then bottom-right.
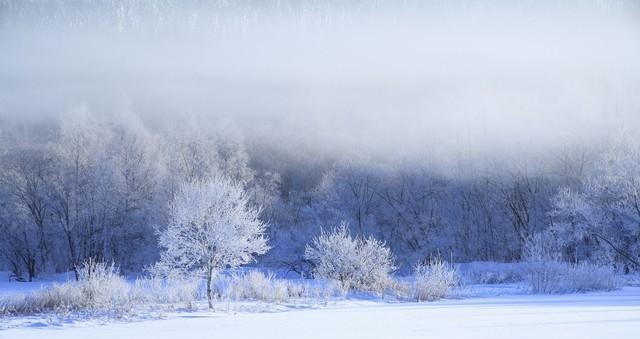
[[49, 109, 114, 279], [551, 137, 640, 271], [155, 176, 269, 308], [0, 146, 55, 280], [501, 174, 553, 252]]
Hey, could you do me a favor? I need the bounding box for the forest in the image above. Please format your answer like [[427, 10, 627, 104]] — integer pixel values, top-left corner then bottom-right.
[[1, 110, 639, 281], [1, 0, 640, 283]]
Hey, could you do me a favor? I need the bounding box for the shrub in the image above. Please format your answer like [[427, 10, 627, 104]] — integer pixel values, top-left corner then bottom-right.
[[522, 233, 565, 293], [76, 260, 131, 311], [0, 260, 131, 316], [304, 222, 396, 293], [523, 233, 620, 294], [566, 261, 619, 293], [223, 271, 289, 303], [0, 283, 76, 316], [414, 257, 458, 301], [131, 277, 201, 309], [217, 270, 341, 303]]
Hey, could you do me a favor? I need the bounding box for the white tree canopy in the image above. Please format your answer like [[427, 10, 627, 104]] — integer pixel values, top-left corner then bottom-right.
[[156, 176, 269, 279]]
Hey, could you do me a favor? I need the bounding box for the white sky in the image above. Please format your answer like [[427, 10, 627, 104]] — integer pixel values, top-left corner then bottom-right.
[[1, 0, 639, 169]]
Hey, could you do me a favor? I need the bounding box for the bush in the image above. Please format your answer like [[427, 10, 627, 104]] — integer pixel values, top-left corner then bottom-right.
[[0, 260, 131, 316], [523, 233, 620, 294], [413, 257, 458, 301], [131, 277, 201, 309], [217, 270, 340, 303], [76, 260, 131, 311], [525, 260, 620, 294], [1, 283, 76, 316], [223, 271, 289, 303], [0, 260, 203, 317], [304, 222, 396, 293], [566, 262, 619, 293], [522, 233, 565, 293]]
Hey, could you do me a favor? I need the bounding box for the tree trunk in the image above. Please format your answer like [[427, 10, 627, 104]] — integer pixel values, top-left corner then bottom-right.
[[27, 257, 36, 282], [72, 264, 80, 281], [206, 265, 214, 310]]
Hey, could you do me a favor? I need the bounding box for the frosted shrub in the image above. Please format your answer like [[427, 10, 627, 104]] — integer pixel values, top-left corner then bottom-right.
[[131, 277, 201, 309], [0, 284, 79, 315], [77, 260, 131, 311], [358, 236, 397, 292], [566, 262, 619, 293], [522, 233, 565, 294], [526, 260, 619, 294], [0, 260, 131, 316], [304, 222, 396, 293], [523, 233, 620, 293], [0, 272, 203, 317], [413, 257, 459, 301], [286, 281, 307, 299], [224, 271, 290, 303]]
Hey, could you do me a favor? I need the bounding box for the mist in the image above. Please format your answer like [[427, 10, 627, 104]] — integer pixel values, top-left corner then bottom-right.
[[1, 0, 640, 172]]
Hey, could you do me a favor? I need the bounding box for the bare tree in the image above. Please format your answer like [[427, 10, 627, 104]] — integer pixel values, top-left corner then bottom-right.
[[0, 147, 54, 279]]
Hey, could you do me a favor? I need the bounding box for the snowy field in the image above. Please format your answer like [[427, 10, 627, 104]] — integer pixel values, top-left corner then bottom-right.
[[1, 281, 639, 339]]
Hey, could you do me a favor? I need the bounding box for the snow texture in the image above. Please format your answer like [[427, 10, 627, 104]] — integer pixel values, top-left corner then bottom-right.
[[2, 286, 639, 339]]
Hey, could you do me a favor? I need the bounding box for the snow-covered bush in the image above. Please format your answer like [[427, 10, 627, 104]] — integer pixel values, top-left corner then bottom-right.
[[0, 260, 131, 316], [523, 233, 620, 293], [413, 257, 459, 301], [0, 283, 71, 316], [304, 222, 396, 293], [526, 260, 620, 294], [213, 270, 340, 303], [223, 271, 290, 303], [0, 264, 203, 317], [565, 262, 619, 293], [522, 233, 566, 293], [131, 277, 201, 309], [76, 260, 131, 310]]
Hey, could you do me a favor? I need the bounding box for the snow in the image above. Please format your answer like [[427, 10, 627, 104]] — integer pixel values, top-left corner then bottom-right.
[[2, 284, 640, 339], [0, 271, 74, 296]]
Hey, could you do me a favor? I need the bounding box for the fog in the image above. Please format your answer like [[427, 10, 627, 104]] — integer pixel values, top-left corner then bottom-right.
[[1, 0, 639, 171]]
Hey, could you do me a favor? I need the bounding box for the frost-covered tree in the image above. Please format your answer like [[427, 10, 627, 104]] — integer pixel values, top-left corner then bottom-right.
[[107, 116, 164, 270], [49, 109, 116, 279], [0, 146, 55, 279], [156, 176, 269, 308], [551, 136, 640, 271]]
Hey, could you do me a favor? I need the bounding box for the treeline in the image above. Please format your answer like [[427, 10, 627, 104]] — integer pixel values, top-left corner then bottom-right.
[[1, 111, 638, 281]]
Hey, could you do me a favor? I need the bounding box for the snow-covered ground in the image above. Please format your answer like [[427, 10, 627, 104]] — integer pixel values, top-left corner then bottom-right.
[[0, 272, 76, 297], [1, 280, 639, 339]]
